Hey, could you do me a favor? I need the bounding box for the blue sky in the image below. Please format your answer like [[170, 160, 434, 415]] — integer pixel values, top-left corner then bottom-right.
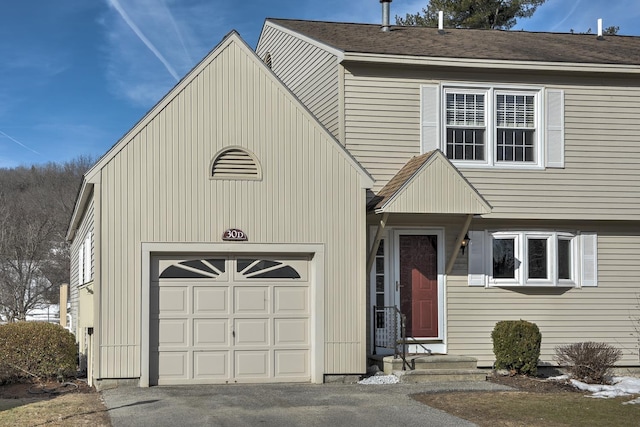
[[1, 0, 638, 168]]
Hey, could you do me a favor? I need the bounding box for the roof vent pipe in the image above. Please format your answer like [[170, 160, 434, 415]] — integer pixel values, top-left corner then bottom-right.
[[597, 18, 604, 40], [381, 0, 392, 32], [438, 10, 444, 34]]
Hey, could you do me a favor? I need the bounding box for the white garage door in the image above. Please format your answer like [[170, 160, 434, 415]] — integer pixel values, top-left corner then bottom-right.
[[150, 256, 311, 385]]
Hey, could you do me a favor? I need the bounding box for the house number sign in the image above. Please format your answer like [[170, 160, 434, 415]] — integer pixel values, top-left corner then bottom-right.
[[222, 228, 247, 241]]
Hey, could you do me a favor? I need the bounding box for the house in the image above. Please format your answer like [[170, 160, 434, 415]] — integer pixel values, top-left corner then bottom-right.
[[68, 3, 640, 387]]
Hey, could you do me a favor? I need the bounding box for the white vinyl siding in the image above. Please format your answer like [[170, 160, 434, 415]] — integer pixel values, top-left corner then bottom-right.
[[93, 38, 368, 379], [256, 24, 341, 139], [448, 225, 639, 368], [70, 198, 95, 337], [345, 71, 422, 192]]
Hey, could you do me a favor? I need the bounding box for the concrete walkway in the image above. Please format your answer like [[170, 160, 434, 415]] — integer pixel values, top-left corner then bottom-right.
[[102, 381, 511, 427]]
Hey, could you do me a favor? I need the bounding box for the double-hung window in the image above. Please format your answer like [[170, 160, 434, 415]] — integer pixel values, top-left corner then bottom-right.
[[430, 85, 550, 169]]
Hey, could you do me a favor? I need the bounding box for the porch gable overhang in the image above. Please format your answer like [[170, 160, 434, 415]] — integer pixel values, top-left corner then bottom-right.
[[368, 150, 492, 215]]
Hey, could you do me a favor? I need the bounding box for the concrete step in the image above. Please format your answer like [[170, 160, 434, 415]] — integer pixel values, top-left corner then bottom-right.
[[394, 368, 489, 383], [382, 355, 478, 374]]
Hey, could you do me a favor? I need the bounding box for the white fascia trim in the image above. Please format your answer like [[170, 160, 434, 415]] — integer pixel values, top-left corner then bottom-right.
[[66, 180, 94, 242], [261, 20, 345, 61], [139, 242, 326, 387], [342, 52, 640, 74]]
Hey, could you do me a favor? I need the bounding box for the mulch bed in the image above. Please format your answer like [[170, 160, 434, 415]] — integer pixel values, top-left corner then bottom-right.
[[487, 372, 580, 393], [0, 379, 95, 399]]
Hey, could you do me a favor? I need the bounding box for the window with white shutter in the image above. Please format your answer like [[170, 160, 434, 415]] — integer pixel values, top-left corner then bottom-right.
[[467, 230, 596, 288], [422, 84, 562, 169]]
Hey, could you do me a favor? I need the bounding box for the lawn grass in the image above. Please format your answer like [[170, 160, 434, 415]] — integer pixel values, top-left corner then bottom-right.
[[0, 393, 110, 426], [414, 390, 640, 427]]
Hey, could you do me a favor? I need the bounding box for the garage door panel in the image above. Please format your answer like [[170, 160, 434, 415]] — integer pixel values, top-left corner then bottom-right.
[[194, 351, 229, 379], [158, 352, 188, 378], [235, 319, 269, 345], [274, 350, 309, 377], [274, 318, 309, 345], [274, 287, 308, 313], [235, 287, 269, 313], [158, 286, 188, 314], [194, 319, 228, 346], [235, 351, 269, 378], [158, 319, 188, 346], [194, 286, 228, 314]]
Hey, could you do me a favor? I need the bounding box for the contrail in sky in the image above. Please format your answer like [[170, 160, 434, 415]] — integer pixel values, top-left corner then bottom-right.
[[108, 0, 181, 81], [551, 0, 582, 32], [0, 130, 40, 155], [160, 0, 193, 63]]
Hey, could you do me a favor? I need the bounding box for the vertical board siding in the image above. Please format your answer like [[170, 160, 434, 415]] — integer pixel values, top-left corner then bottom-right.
[[98, 40, 367, 377], [344, 67, 640, 218], [256, 25, 341, 139], [446, 228, 640, 367]]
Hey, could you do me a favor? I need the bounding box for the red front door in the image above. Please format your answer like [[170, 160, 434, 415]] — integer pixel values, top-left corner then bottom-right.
[[399, 235, 438, 338]]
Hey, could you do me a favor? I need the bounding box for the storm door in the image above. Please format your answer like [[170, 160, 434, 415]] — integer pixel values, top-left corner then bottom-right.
[[398, 234, 439, 338]]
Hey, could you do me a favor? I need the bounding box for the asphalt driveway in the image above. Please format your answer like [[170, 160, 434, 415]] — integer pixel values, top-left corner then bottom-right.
[[102, 380, 510, 427]]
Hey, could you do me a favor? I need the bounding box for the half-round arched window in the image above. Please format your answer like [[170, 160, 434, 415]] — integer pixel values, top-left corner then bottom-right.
[[210, 146, 262, 181]]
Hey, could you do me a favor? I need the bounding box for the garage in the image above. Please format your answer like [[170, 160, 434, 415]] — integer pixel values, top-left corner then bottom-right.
[[150, 255, 311, 385]]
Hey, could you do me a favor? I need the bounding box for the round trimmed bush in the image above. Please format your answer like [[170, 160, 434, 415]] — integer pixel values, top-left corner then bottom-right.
[[0, 322, 77, 383], [492, 320, 541, 376]]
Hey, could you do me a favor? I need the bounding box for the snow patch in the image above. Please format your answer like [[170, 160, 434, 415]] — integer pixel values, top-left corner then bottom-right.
[[567, 377, 640, 399], [358, 374, 399, 385]]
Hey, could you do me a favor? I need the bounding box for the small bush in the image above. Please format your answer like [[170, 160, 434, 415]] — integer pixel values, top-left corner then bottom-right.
[[554, 341, 622, 384], [492, 320, 541, 376], [0, 322, 77, 383]]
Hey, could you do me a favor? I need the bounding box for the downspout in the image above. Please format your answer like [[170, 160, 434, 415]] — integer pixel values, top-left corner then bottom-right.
[[445, 214, 473, 275], [366, 212, 390, 275]]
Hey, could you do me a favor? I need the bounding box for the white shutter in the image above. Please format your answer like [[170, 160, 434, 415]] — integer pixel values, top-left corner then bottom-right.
[[545, 89, 564, 168], [421, 84, 440, 153], [84, 232, 92, 283], [580, 233, 598, 287], [78, 245, 84, 286], [468, 230, 486, 287]]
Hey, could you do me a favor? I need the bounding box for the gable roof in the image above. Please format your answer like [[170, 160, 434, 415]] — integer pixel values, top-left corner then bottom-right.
[[266, 19, 640, 67], [368, 150, 491, 215], [66, 30, 374, 241]]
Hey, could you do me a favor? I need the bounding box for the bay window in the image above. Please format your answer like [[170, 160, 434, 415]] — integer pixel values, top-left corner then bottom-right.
[[489, 231, 577, 286], [467, 230, 596, 288]]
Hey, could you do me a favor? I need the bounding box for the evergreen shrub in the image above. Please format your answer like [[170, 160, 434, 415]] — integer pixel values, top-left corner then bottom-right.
[[0, 322, 76, 383], [492, 320, 541, 376]]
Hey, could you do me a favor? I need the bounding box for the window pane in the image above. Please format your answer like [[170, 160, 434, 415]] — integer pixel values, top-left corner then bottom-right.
[[376, 275, 384, 292], [376, 239, 384, 255], [447, 93, 485, 126], [497, 94, 535, 127], [446, 92, 486, 161], [376, 294, 385, 307], [496, 129, 535, 162], [493, 239, 515, 279], [528, 238, 547, 279], [375, 257, 384, 273], [558, 239, 571, 280], [446, 129, 485, 160]]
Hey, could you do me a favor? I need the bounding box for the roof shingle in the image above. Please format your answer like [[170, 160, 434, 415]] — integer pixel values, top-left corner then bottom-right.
[[267, 19, 640, 66]]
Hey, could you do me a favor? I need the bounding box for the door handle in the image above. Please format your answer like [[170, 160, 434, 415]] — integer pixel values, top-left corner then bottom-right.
[[395, 281, 399, 291]]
